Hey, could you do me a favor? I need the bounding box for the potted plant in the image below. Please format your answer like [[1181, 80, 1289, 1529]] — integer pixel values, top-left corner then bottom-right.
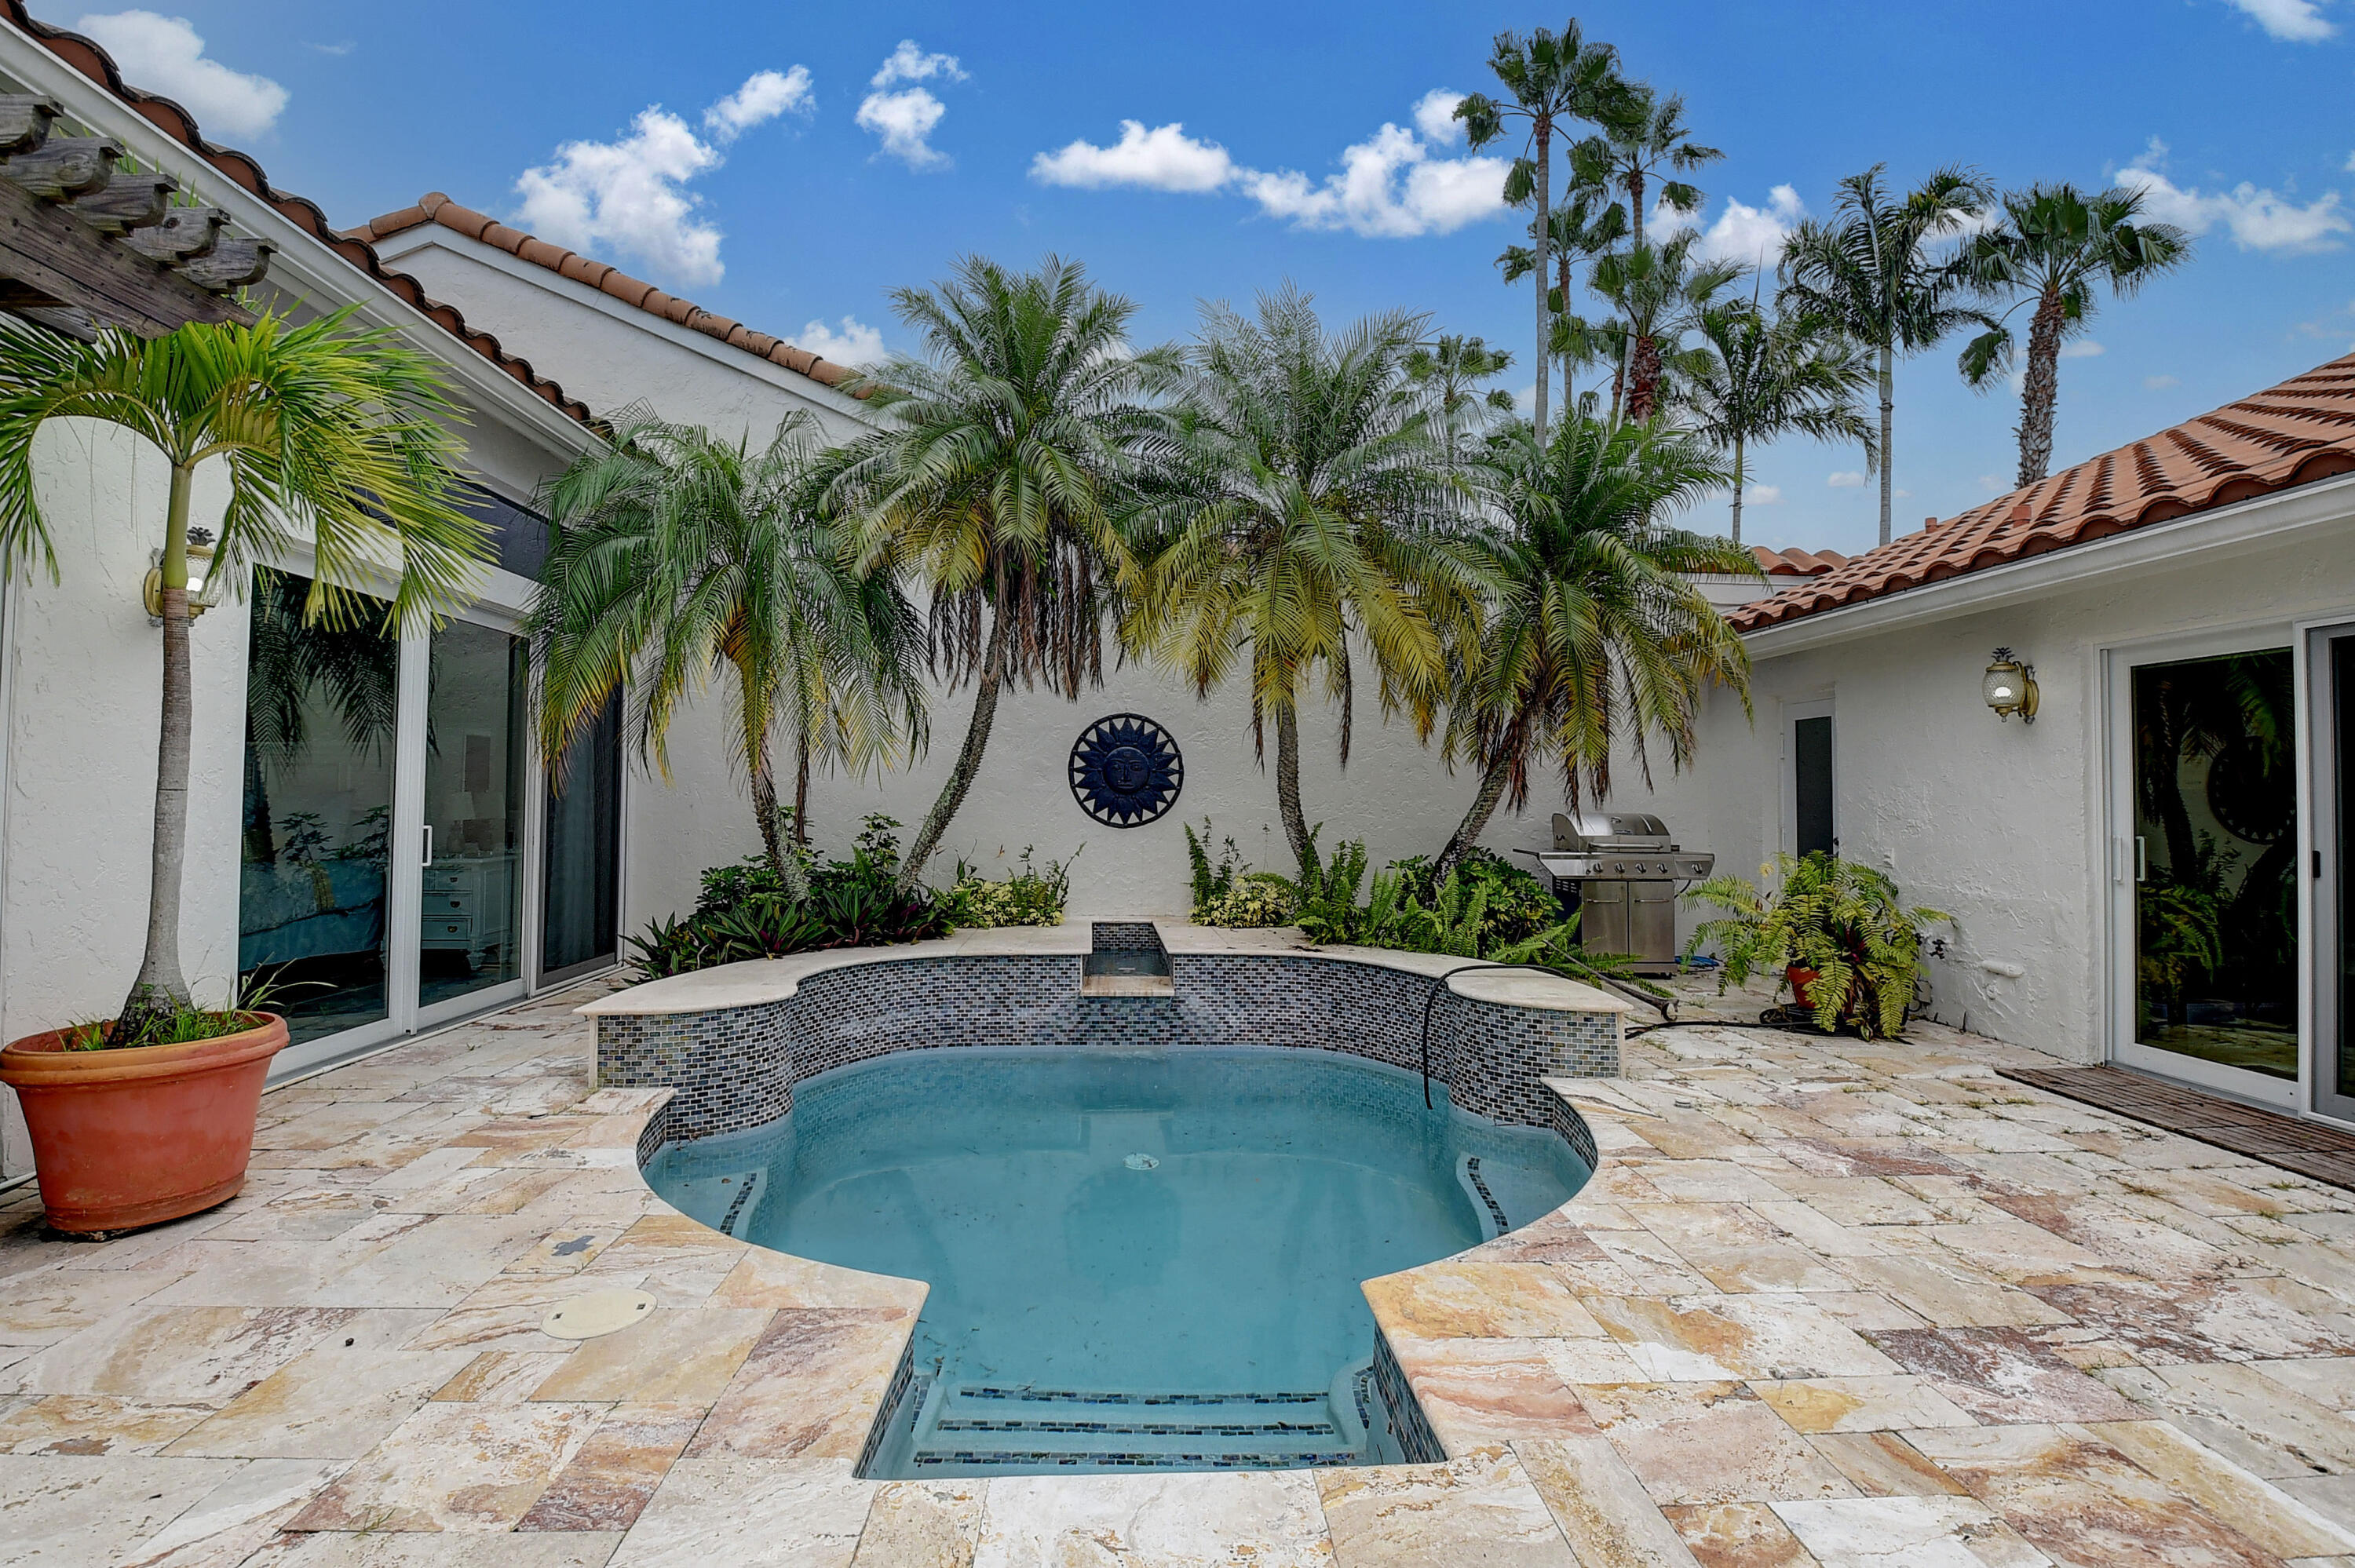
[[0, 308, 490, 1234], [1683, 852, 1951, 1038]]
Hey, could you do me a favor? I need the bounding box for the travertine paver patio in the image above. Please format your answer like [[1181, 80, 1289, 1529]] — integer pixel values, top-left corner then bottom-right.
[[7, 973, 2355, 1566]]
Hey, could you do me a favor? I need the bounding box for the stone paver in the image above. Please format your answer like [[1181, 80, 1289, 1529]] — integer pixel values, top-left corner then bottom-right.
[[8, 974, 2355, 1563]]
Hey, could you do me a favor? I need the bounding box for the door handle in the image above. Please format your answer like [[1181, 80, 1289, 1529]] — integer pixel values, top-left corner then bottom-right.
[[2134, 836, 2146, 883], [421, 824, 433, 869]]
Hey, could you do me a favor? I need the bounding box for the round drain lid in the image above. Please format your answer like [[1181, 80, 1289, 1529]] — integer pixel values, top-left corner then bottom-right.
[[1124, 1153, 1159, 1171], [541, 1288, 655, 1340]]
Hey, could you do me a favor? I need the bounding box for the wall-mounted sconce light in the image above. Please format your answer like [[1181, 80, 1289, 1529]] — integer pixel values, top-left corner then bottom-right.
[[1983, 647, 2039, 724], [143, 527, 218, 624]]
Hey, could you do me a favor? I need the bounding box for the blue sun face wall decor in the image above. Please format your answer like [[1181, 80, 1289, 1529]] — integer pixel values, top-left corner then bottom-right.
[[1068, 714, 1184, 827]]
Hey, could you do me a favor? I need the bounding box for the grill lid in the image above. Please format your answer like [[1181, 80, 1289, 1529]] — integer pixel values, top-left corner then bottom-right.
[[1553, 810, 1674, 851]]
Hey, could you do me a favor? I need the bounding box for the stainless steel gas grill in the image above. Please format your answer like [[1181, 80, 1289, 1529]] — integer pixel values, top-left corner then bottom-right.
[[1529, 811, 1715, 973]]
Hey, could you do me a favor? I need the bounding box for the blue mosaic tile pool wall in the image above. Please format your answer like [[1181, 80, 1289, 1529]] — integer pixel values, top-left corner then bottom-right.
[[1372, 1326, 1444, 1464], [596, 951, 1617, 1143]]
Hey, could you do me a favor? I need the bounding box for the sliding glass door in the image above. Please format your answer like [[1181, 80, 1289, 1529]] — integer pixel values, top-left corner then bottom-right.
[[2112, 640, 2300, 1105], [239, 570, 610, 1068], [2315, 628, 2355, 1121]]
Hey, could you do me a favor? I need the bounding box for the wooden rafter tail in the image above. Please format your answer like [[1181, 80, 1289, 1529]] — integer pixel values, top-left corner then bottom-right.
[[0, 136, 124, 201], [174, 235, 272, 292], [124, 206, 225, 264], [72, 173, 173, 233], [0, 95, 59, 156]]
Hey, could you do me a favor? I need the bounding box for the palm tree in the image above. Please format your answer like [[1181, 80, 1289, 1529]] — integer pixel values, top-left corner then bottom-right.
[[1404, 333, 1515, 469], [1498, 188, 1628, 414], [531, 414, 926, 899], [0, 307, 488, 1040], [1778, 164, 1992, 547], [834, 255, 1168, 894], [1679, 301, 1877, 542], [1587, 233, 1745, 423], [1128, 289, 1489, 879], [1957, 183, 2191, 487], [1456, 20, 1630, 442], [1576, 85, 1722, 253], [1433, 416, 1752, 877]]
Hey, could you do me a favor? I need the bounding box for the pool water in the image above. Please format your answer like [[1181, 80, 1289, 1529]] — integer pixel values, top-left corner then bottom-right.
[[645, 1045, 1589, 1475]]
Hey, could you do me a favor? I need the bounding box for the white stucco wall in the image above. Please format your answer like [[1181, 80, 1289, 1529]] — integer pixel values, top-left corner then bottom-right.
[[1628, 495, 2355, 1066], [0, 423, 246, 1175]]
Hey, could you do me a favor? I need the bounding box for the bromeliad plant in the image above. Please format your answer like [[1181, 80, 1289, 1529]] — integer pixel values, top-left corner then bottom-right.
[[1683, 852, 1951, 1038]]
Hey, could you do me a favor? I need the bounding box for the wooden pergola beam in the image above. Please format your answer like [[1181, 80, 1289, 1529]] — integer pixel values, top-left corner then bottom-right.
[[0, 176, 248, 337]]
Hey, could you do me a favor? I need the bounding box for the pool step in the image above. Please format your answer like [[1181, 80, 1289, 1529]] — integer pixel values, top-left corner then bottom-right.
[[908, 1384, 1359, 1472]]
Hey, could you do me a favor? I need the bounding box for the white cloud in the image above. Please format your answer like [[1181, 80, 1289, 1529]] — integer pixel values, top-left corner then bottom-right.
[[2346, 149, 2355, 173], [857, 42, 964, 170], [795, 315, 885, 365], [1977, 474, 2006, 490], [1413, 89, 1466, 145], [2119, 141, 2350, 253], [1033, 94, 1506, 239], [1241, 121, 1507, 238], [307, 39, 353, 57], [2145, 373, 2182, 388], [78, 11, 287, 139], [871, 39, 966, 88], [1827, 471, 1868, 488], [2224, 0, 2335, 41], [1031, 121, 1235, 192], [858, 89, 948, 169], [1692, 185, 1806, 266], [1744, 484, 1783, 506], [706, 67, 812, 139], [513, 69, 803, 286], [2060, 340, 2105, 359]]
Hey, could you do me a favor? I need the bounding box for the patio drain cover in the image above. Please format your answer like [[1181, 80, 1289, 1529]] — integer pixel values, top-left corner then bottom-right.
[[1125, 1153, 1159, 1170], [541, 1288, 655, 1340]]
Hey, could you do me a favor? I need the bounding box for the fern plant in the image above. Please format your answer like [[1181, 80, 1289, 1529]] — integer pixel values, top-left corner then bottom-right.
[[1684, 853, 1950, 1038]]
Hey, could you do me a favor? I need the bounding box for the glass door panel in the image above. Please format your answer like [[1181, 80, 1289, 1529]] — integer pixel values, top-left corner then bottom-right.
[[237, 567, 399, 1046], [2319, 632, 2355, 1121], [2129, 649, 2299, 1085], [417, 619, 529, 1012], [542, 693, 621, 981]]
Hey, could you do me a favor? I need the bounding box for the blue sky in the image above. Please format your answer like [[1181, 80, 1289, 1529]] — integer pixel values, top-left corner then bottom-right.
[[75, 0, 2355, 556]]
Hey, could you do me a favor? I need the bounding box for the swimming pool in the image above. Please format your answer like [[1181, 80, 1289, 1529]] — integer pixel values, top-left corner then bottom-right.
[[645, 1043, 1590, 1475]]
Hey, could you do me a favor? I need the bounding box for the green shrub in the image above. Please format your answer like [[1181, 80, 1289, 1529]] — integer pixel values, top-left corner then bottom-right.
[[949, 847, 1079, 928], [1683, 852, 1950, 1038], [1183, 819, 1295, 927], [626, 814, 952, 979]]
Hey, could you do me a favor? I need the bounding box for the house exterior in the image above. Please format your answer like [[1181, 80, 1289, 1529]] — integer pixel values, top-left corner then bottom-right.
[[1637, 356, 2355, 1118]]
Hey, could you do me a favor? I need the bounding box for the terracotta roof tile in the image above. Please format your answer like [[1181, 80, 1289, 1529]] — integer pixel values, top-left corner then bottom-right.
[[0, 2, 594, 428], [1729, 352, 2355, 632], [1751, 545, 1848, 577], [345, 193, 864, 395]]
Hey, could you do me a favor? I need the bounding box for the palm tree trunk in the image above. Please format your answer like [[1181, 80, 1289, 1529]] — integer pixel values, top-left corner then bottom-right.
[[1730, 432, 1745, 544], [2016, 285, 2065, 487], [1274, 699, 1311, 881], [1875, 345, 1894, 549], [111, 464, 199, 1041], [1435, 752, 1513, 880], [1627, 334, 1663, 422], [793, 737, 811, 849], [1556, 247, 1575, 418], [1532, 117, 1552, 443], [899, 599, 1010, 895]]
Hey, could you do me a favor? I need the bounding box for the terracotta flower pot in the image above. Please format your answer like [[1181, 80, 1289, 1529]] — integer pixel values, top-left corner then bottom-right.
[[1785, 965, 1820, 1011], [0, 1012, 287, 1234]]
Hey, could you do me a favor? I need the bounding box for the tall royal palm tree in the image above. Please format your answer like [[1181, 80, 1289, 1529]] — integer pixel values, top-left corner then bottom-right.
[[1498, 187, 1627, 414], [1456, 20, 1629, 442], [1405, 333, 1515, 469], [1128, 289, 1489, 880], [1588, 233, 1745, 423], [1679, 300, 1877, 542], [834, 255, 1169, 894], [531, 414, 927, 899], [1957, 183, 2191, 487], [1433, 416, 1752, 877], [1779, 164, 1991, 548], [0, 307, 489, 1040]]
